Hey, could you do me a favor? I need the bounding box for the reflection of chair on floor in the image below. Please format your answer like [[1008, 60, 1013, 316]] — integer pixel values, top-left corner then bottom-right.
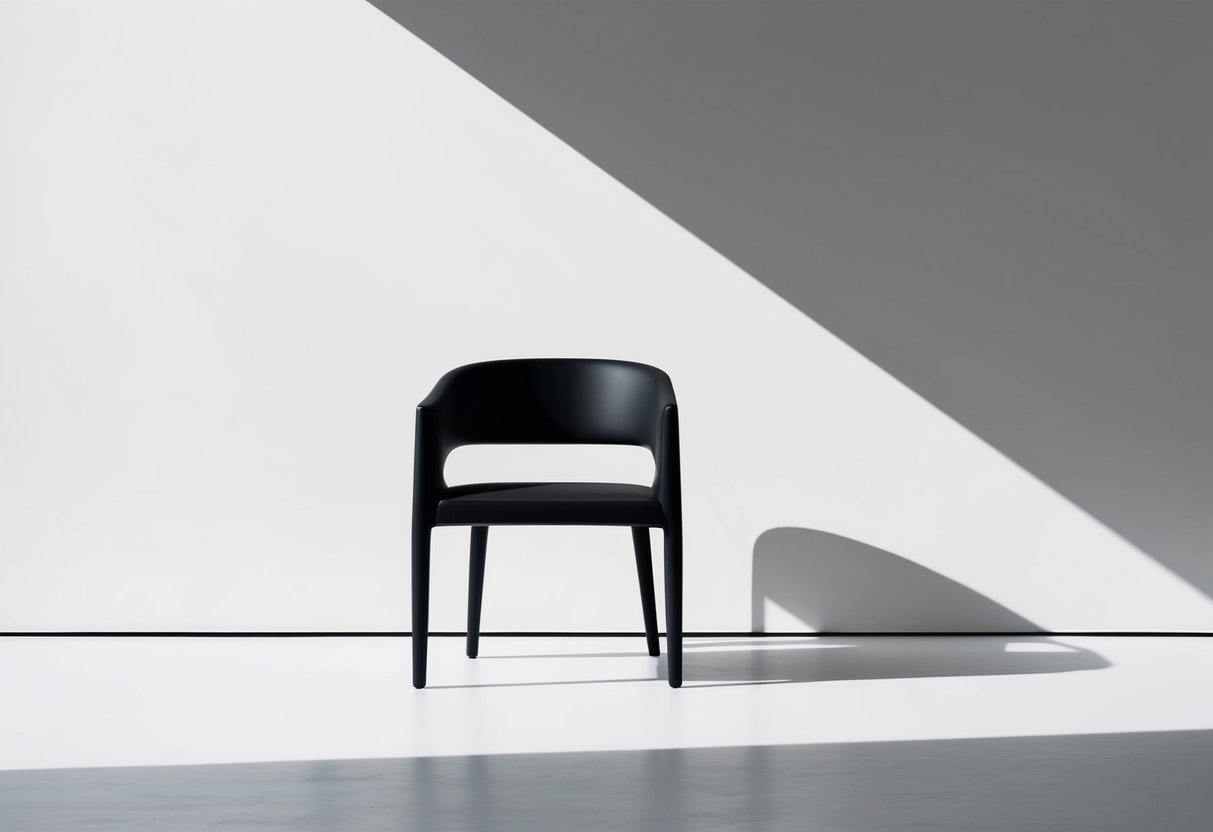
[[411, 358, 684, 688]]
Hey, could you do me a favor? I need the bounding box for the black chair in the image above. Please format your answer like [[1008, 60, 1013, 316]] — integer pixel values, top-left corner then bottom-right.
[[412, 358, 682, 688]]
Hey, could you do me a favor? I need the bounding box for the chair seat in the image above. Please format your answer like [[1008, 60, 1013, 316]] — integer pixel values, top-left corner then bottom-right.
[[436, 482, 663, 526]]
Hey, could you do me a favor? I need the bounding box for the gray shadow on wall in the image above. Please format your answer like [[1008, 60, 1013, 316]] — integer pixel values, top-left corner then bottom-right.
[[372, 1, 1213, 604], [730, 527, 1110, 686], [752, 527, 1036, 633]]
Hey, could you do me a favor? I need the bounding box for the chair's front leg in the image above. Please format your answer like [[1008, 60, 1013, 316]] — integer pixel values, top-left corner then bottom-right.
[[412, 523, 432, 689], [467, 525, 489, 658], [632, 526, 661, 657], [664, 523, 683, 688]]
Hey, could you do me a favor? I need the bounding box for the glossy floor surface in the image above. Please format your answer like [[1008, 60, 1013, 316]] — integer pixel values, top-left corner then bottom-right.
[[5, 730, 1213, 832], [3, 636, 1213, 830]]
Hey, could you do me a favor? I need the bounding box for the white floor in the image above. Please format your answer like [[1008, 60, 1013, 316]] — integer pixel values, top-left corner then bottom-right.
[[2, 635, 1212, 772]]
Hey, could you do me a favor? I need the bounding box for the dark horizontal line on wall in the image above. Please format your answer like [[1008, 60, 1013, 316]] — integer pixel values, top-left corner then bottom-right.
[[2, 631, 1212, 638]]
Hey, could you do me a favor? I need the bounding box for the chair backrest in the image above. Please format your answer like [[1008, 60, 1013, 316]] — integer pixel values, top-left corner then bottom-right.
[[421, 359, 675, 449]]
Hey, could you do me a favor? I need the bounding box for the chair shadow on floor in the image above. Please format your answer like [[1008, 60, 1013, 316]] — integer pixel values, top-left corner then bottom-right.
[[677, 633, 1108, 688], [432, 630, 1108, 689]]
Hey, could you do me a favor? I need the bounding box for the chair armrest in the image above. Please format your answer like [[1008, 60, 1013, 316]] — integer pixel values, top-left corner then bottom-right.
[[412, 405, 450, 527], [654, 404, 682, 523]]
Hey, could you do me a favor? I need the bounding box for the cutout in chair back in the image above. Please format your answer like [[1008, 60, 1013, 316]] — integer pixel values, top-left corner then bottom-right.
[[443, 444, 655, 486]]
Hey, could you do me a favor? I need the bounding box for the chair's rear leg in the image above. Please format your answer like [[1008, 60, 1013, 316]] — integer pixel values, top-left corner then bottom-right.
[[664, 523, 683, 688], [412, 523, 433, 689], [467, 525, 489, 658], [631, 526, 661, 657]]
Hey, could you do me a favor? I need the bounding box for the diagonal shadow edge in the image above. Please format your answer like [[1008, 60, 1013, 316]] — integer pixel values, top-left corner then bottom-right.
[[368, 0, 1213, 611]]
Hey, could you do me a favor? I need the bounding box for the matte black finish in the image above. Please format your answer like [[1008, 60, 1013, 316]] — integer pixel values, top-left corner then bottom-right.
[[437, 483, 661, 526], [411, 523, 431, 689], [466, 526, 488, 659], [631, 527, 661, 657], [412, 358, 682, 688], [665, 525, 683, 685]]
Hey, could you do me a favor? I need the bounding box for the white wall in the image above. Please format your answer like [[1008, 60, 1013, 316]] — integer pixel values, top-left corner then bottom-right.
[[1, 0, 1209, 632]]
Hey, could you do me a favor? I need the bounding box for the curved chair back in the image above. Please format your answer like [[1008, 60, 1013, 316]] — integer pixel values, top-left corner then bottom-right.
[[419, 358, 676, 450]]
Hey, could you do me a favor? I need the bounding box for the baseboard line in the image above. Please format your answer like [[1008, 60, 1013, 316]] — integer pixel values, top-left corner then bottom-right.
[[2, 631, 1212, 638]]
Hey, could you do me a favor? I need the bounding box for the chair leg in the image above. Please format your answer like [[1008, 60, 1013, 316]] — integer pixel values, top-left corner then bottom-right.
[[664, 523, 683, 688], [631, 527, 661, 657], [467, 525, 488, 658], [412, 523, 432, 689]]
